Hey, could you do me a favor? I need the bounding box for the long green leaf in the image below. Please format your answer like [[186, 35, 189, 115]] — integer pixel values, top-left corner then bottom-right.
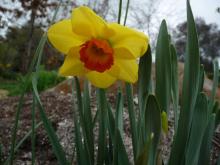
[[8, 2, 61, 164], [135, 133, 154, 165], [170, 44, 179, 132], [185, 93, 208, 165], [198, 114, 216, 165], [155, 20, 171, 113], [138, 45, 152, 111], [0, 143, 2, 165], [74, 77, 92, 164], [71, 79, 87, 165], [217, 153, 220, 165], [208, 60, 219, 113], [74, 117, 86, 165], [115, 89, 124, 136], [125, 83, 137, 161], [32, 75, 69, 165], [107, 103, 130, 165], [97, 88, 107, 165], [169, 0, 200, 164], [31, 95, 36, 165], [116, 129, 130, 165], [4, 120, 45, 165], [198, 65, 205, 93], [83, 80, 94, 164], [8, 34, 47, 165], [215, 108, 220, 127], [144, 95, 161, 165]]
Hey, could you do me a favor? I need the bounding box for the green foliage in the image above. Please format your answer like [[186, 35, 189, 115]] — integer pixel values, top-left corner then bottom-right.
[[169, 0, 201, 164], [0, 68, 65, 96], [19, 67, 65, 93], [0, 25, 63, 74]]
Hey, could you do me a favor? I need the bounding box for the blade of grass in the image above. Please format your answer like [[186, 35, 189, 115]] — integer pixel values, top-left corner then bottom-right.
[[169, 0, 200, 164]]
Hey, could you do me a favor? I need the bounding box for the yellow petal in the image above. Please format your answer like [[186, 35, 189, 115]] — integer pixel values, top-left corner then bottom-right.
[[109, 23, 148, 59], [113, 47, 135, 59], [107, 63, 120, 77], [48, 19, 86, 54], [115, 59, 138, 83], [86, 71, 116, 88], [59, 49, 86, 76], [71, 6, 114, 38]]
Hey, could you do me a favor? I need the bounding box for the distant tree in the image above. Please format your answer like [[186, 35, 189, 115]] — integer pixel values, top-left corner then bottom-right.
[[217, 7, 220, 13], [0, 0, 58, 72], [0, 25, 63, 75], [174, 18, 220, 72]]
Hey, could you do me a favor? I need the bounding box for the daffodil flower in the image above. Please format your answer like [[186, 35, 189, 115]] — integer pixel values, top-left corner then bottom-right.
[[48, 6, 148, 88]]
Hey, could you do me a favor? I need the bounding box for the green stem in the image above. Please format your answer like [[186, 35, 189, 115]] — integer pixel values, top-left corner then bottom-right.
[[123, 0, 130, 26], [117, 0, 123, 24], [97, 88, 107, 165]]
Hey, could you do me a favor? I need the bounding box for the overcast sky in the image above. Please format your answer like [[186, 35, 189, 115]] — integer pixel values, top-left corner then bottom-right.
[[0, 0, 219, 37], [191, 0, 219, 25], [158, 0, 219, 27]]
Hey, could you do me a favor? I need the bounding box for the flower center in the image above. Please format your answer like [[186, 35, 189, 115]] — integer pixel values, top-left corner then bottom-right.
[[79, 38, 114, 72]]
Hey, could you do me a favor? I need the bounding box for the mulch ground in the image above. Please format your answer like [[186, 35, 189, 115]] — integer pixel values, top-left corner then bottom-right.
[[0, 90, 219, 164]]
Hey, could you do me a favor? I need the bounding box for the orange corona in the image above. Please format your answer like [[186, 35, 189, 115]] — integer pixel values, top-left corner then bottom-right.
[[79, 39, 114, 72]]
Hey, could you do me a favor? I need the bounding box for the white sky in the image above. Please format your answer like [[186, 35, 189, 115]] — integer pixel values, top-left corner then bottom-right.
[[0, 0, 219, 37], [158, 0, 219, 27]]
